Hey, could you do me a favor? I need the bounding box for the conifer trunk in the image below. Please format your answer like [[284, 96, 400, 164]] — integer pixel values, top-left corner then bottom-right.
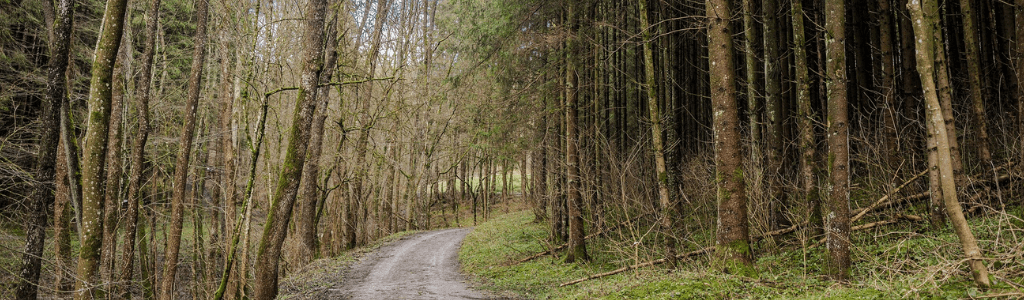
[[707, 0, 753, 274], [825, 0, 852, 281], [908, 0, 991, 288]]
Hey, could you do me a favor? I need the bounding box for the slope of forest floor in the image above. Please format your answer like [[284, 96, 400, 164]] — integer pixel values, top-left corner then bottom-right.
[[460, 210, 1024, 299]]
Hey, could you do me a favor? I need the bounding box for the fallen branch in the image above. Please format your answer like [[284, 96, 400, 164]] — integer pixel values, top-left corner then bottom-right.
[[813, 214, 924, 247], [851, 169, 928, 223], [559, 247, 715, 287]]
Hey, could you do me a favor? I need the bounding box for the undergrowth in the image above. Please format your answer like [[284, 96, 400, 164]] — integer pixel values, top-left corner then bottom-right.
[[461, 210, 1024, 299]]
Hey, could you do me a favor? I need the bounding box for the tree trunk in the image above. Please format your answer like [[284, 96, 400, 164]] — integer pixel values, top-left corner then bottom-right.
[[959, 0, 993, 170], [1018, 0, 1024, 183], [638, 0, 675, 268], [252, 0, 328, 297], [763, 0, 786, 232], [908, 0, 991, 288], [295, 11, 341, 268], [825, 0, 851, 281], [100, 32, 129, 289], [707, 0, 753, 275], [879, 0, 900, 171], [74, 0, 129, 297], [17, 1, 73, 298], [743, 0, 761, 163], [792, 0, 821, 238], [116, 0, 160, 297], [158, 0, 208, 298]]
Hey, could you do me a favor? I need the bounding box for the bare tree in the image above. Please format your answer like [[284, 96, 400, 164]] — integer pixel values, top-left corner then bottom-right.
[[73, 0, 129, 297], [159, 0, 209, 298], [252, 0, 328, 297], [15, 0, 74, 298]]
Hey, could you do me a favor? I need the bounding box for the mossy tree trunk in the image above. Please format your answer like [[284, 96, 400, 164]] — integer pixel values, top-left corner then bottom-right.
[[252, 0, 328, 297], [74, 0, 129, 297], [791, 0, 821, 238], [743, 0, 761, 162], [638, 0, 677, 268]]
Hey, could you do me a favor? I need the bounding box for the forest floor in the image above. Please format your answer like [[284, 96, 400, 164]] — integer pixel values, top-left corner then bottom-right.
[[460, 210, 1024, 299]]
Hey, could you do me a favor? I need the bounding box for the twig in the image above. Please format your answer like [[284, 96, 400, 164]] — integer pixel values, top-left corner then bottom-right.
[[559, 247, 714, 287]]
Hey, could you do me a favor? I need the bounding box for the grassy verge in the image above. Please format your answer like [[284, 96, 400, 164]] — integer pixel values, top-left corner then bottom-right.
[[461, 210, 1024, 299]]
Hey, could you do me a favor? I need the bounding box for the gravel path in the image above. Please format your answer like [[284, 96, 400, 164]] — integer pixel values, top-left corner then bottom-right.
[[330, 228, 493, 299]]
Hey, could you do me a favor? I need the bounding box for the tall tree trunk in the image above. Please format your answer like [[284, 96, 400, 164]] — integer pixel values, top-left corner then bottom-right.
[[295, 10, 341, 268], [1017, 0, 1024, 182], [763, 0, 786, 232], [930, 0, 965, 189], [74, 0, 129, 297], [638, 0, 675, 268], [707, 0, 753, 275], [158, 0, 208, 298], [563, 1, 587, 262], [100, 32, 129, 289], [252, 0, 328, 297], [879, 0, 900, 171], [17, 1, 74, 298], [743, 0, 761, 162], [959, 0, 993, 170], [825, 0, 851, 281], [792, 0, 820, 238], [908, 0, 991, 288], [117, 0, 159, 296]]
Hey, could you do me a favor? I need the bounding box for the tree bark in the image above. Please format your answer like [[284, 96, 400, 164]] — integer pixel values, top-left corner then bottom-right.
[[707, 0, 753, 275], [118, 0, 161, 296], [764, 0, 786, 232], [908, 0, 991, 288], [638, 0, 676, 268], [158, 0, 208, 298], [74, 0, 129, 297], [959, 0, 993, 170], [743, 0, 761, 162], [879, 0, 900, 170], [563, 0, 588, 263], [252, 0, 328, 297], [16, 0, 74, 298], [792, 0, 821, 238], [825, 0, 851, 281], [100, 31, 129, 289], [295, 10, 341, 268]]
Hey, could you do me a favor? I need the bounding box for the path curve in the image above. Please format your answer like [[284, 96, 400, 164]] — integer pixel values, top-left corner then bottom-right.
[[331, 228, 492, 299]]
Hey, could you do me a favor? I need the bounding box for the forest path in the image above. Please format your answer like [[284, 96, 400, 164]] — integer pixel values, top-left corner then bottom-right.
[[329, 228, 493, 299]]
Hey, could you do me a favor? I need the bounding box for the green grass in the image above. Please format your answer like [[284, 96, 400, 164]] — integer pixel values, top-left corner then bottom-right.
[[461, 210, 1024, 299]]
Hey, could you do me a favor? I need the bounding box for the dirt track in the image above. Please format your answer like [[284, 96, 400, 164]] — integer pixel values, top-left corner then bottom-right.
[[329, 228, 493, 299]]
